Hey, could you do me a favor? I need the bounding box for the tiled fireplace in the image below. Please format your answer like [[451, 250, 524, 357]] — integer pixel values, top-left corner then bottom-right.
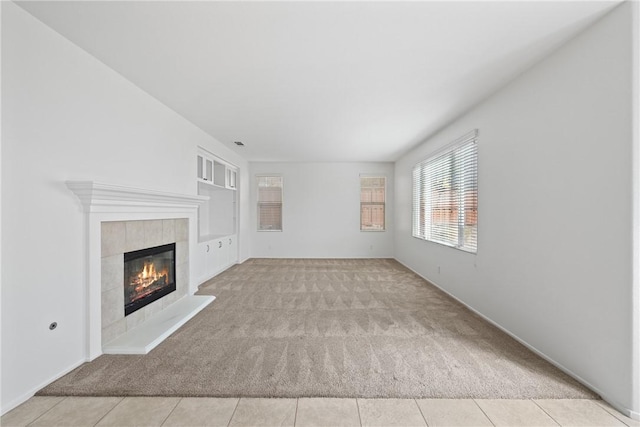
[[66, 181, 208, 359], [101, 219, 189, 345]]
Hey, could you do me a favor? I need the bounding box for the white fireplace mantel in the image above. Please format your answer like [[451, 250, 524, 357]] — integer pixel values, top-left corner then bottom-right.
[[67, 181, 209, 360], [67, 181, 209, 211]]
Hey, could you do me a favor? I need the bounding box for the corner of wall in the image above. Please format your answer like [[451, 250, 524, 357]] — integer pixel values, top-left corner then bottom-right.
[[0, 0, 4, 416], [631, 0, 640, 420], [393, 1, 638, 419]]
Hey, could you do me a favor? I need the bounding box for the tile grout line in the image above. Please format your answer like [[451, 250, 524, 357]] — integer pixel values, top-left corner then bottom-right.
[[159, 397, 182, 426], [92, 396, 125, 427], [472, 399, 497, 427], [227, 397, 241, 427], [584, 399, 631, 426], [355, 398, 363, 427], [594, 400, 636, 426], [413, 398, 429, 426], [25, 396, 68, 427], [531, 399, 561, 426]]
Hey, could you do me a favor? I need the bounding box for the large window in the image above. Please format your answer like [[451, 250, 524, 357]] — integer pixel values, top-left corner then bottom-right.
[[360, 176, 385, 231], [412, 130, 478, 252], [257, 175, 283, 231]]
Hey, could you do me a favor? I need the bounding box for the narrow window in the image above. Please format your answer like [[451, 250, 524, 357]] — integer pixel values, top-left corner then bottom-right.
[[360, 176, 386, 231], [412, 130, 478, 252], [257, 175, 283, 231]]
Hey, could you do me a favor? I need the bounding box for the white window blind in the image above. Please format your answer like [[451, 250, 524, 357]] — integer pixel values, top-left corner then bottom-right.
[[360, 176, 385, 231], [257, 176, 283, 231], [412, 130, 478, 253]]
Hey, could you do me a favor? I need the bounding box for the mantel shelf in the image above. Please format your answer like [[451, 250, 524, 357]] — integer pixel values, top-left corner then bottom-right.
[[66, 181, 209, 211], [65, 180, 207, 360]]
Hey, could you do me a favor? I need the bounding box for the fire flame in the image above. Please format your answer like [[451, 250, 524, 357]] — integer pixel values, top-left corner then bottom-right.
[[132, 261, 168, 292]]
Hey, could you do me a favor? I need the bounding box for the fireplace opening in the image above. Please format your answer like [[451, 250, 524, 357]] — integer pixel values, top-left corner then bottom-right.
[[124, 243, 176, 316]]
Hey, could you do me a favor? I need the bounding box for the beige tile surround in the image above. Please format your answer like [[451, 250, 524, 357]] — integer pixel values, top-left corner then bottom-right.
[[100, 219, 189, 345]]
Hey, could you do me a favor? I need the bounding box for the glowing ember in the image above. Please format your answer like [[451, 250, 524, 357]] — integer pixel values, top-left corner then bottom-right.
[[131, 261, 169, 296], [124, 243, 176, 316]]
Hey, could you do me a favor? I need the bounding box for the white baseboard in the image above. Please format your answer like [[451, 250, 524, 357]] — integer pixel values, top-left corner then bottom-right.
[[247, 256, 395, 259], [394, 258, 636, 420], [4, 259, 635, 420], [1, 358, 86, 416]]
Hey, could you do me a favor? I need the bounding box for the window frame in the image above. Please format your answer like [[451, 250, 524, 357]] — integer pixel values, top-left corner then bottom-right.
[[412, 130, 478, 253], [256, 174, 283, 232], [359, 175, 386, 232]]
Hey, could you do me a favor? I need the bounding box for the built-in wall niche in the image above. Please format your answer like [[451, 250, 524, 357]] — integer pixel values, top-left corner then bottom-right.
[[196, 147, 238, 242], [197, 148, 237, 190], [198, 182, 236, 241]]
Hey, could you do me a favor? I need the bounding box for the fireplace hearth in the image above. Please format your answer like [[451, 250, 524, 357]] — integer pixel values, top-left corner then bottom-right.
[[124, 243, 176, 316]]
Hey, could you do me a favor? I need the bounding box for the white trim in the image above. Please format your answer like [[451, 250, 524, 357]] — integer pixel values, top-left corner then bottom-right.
[[0, 358, 86, 416], [66, 181, 208, 211], [256, 175, 283, 232], [103, 295, 214, 354], [631, 0, 640, 420], [0, 0, 3, 415], [411, 131, 478, 253], [66, 181, 208, 360], [412, 129, 478, 170], [360, 175, 387, 232], [197, 145, 238, 170], [249, 255, 392, 259], [394, 258, 636, 419], [359, 173, 388, 177]]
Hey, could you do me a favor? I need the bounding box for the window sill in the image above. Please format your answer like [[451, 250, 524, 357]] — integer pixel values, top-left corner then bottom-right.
[[412, 235, 476, 254]]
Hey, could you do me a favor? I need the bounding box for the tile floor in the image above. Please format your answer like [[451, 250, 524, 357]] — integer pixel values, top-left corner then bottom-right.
[[2, 396, 639, 427]]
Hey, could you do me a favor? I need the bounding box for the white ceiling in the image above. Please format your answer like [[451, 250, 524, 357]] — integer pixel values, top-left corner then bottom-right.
[[16, 1, 619, 162]]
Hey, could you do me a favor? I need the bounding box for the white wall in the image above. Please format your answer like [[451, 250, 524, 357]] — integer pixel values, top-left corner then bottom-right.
[[631, 1, 640, 418], [0, 3, 249, 413], [250, 162, 394, 258], [3, 0, 637, 417], [0, 1, 4, 414], [395, 3, 636, 417]]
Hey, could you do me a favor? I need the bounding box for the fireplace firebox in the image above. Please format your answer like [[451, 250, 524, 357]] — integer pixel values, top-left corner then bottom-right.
[[124, 243, 176, 316]]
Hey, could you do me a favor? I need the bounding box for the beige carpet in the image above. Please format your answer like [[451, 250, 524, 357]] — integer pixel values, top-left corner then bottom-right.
[[38, 258, 597, 399]]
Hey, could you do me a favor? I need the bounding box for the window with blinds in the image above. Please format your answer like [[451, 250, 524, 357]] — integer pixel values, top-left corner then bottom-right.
[[360, 176, 386, 231], [257, 175, 283, 231], [412, 130, 478, 253]]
